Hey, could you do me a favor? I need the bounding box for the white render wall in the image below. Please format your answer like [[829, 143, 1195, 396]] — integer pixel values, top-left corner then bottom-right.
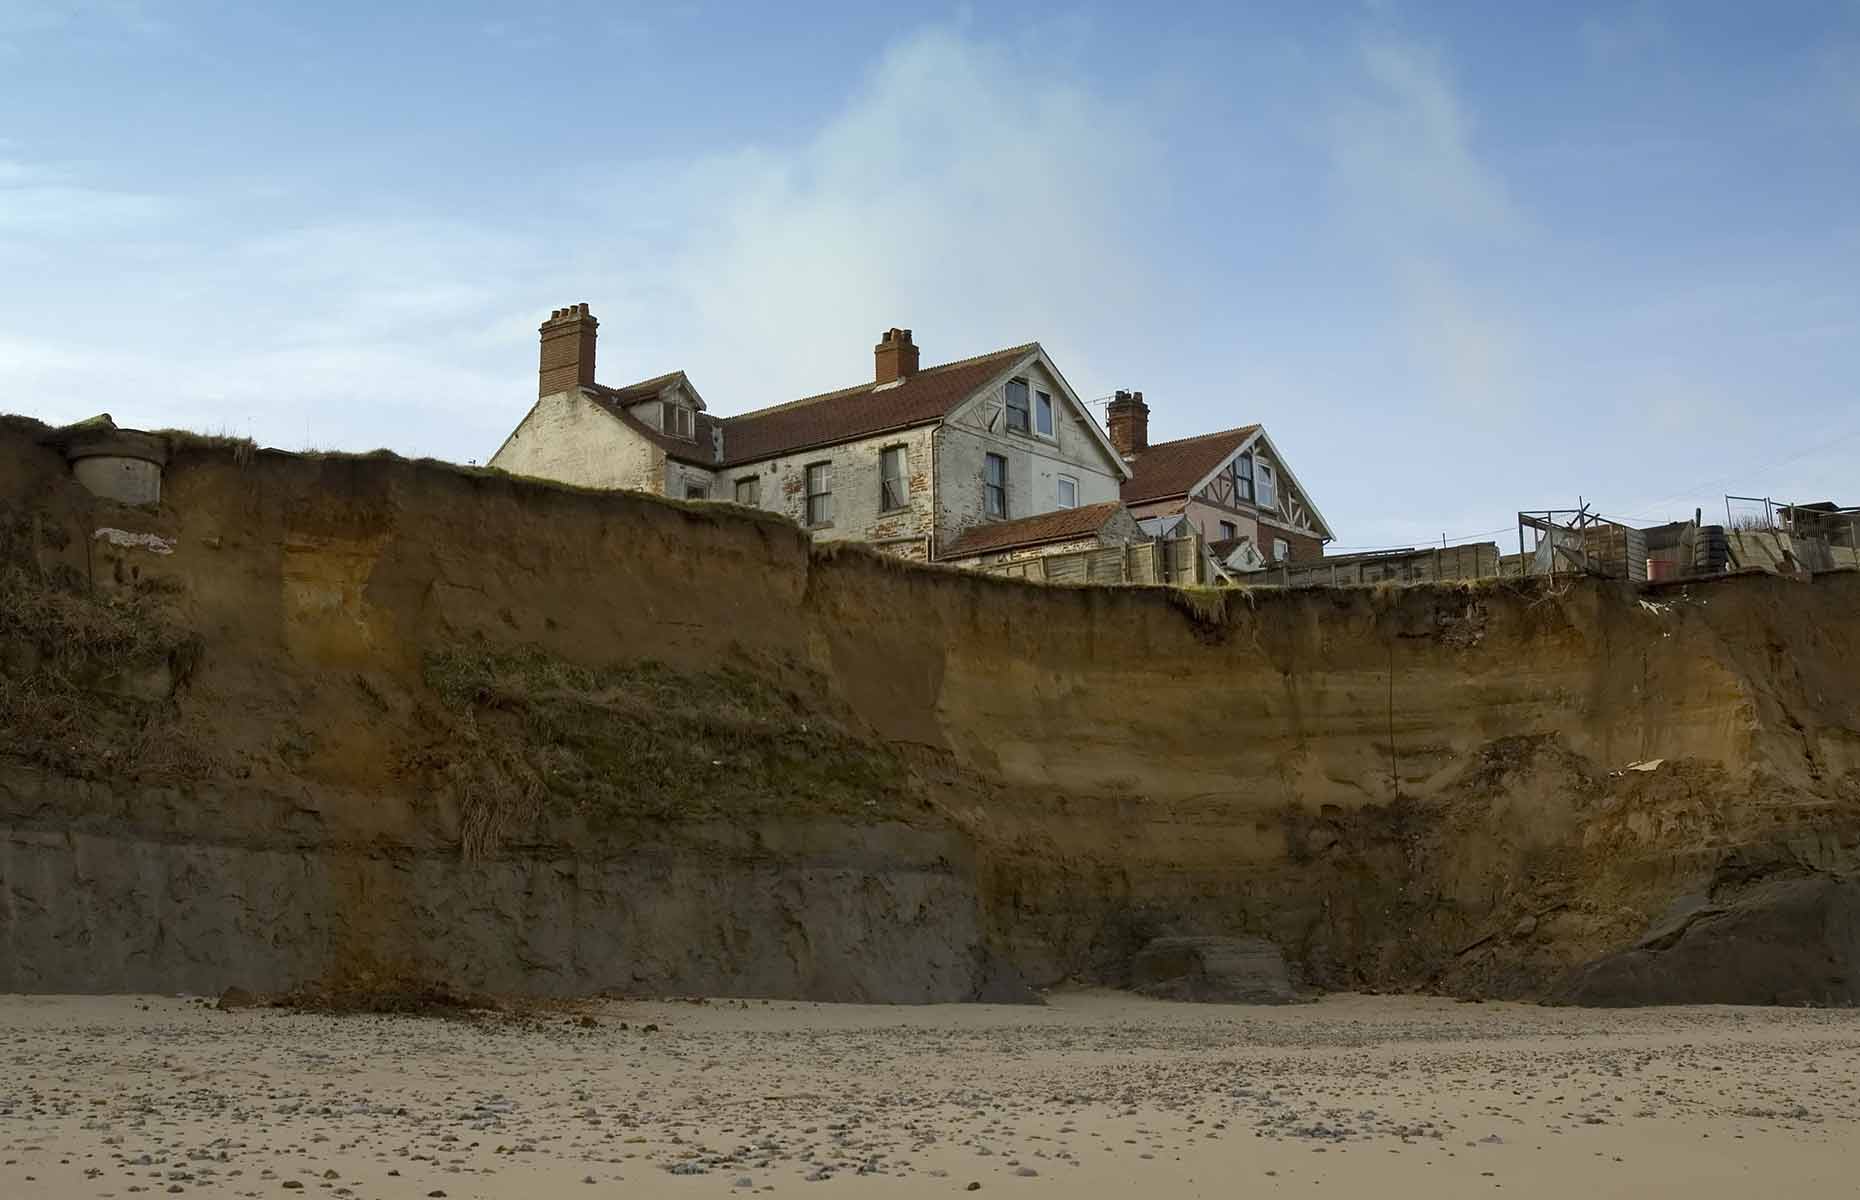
[[489, 392, 663, 492], [936, 358, 1124, 547], [663, 458, 717, 499], [721, 426, 936, 558]]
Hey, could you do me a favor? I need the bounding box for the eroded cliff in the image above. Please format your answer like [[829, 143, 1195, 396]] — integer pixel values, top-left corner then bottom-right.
[[2, 419, 1857, 1004]]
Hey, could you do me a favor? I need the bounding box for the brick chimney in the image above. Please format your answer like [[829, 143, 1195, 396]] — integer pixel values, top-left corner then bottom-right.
[[874, 327, 920, 385], [1106, 389, 1149, 457], [539, 303, 598, 397]]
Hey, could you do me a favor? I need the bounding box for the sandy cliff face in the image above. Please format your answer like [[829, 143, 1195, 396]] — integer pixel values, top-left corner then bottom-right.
[[2, 420, 1857, 1003]]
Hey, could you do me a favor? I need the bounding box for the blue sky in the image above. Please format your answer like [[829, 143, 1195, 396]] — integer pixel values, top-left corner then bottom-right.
[[3, 1, 1856, 548]]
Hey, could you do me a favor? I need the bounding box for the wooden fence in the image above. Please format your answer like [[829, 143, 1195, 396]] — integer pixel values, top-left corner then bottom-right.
[[1245, 543, 1499, 589], [977, 532, 1208, 586]]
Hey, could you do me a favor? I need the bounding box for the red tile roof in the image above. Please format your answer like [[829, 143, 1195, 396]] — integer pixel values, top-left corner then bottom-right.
[[940, 500, 1126, 559], [716, 344, 1036, 466], [1119, 425, 1260, 504], [583, 343, 1042, 470]]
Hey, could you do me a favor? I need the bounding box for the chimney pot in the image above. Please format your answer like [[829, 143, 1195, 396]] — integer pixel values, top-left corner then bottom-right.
[[538, 303, 599, 397], [874, 326, 920, 384]]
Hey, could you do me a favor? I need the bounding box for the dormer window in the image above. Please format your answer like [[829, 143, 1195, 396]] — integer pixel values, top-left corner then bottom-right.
[[662, 401, 695, 439]]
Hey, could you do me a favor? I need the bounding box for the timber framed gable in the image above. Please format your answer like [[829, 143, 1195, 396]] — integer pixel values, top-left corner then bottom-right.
[[1187, 430, 1333, 541]]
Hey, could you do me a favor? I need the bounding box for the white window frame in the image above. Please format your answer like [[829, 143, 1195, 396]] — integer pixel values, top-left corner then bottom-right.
[[1256, 461, 1277, 510], [662, 401, 694, 439], [1004, 379, 1031, 434], [1034, 390, 1055, 439], [734, 475, 759, 506], [1056, 474, 1078, 509], [879, 444, 908, 512], [805, 461, 833, 527], [1272, 536, 1291, 562], [983, 453, 1008, 519], [1219, 520, 1238, 541], [684, 481, 708, 501]]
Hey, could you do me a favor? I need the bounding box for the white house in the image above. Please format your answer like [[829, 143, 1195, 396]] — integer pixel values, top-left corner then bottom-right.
[[490, 305, 1135, 563]]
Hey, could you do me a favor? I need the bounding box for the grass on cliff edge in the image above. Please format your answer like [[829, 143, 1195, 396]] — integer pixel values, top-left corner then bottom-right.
[[421, 644, 918, 856]]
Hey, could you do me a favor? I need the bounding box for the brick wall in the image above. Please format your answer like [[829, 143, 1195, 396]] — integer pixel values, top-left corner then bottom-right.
[[1260, 525, 1326, 563], [723, 425, 936, 558]]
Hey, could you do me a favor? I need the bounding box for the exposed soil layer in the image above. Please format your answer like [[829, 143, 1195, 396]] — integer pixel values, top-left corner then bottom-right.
[[2, 419, 1857, 1003]]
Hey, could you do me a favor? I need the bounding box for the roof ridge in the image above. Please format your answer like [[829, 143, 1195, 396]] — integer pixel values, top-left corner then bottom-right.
[[588, 370, 685, 398], [1136, 423, 1260, 452], [719, 341, 1038, 424]]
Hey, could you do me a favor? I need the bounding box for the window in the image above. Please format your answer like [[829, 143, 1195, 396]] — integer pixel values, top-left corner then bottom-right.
[[1219, 520, 1238, 541], [1231, 454, 1255, 504], [1034, 390, 1055, 437], [879, 445, 908, 511], [684, 482, 707, 500], [662, 401, 694, 439], [734, 476, 760, 506], [805, 462, 833, 526], [1273, 537, 1291, 563], [983, 453, 1007, 519], [1056, 474, 1078, 509], [1256, 461, 1277, 510], [1005, 379, 1030, 433]]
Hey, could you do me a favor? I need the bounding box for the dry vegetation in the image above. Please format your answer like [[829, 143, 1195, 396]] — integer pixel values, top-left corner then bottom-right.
[[419, 643, 920, 858], [0, 502, 210, 778]]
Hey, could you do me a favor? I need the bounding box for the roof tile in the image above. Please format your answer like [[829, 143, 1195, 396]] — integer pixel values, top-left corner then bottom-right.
[[1119, 425, 1260, 504], [940, 500, 1126, 559], [717, 344, 1036, 466]]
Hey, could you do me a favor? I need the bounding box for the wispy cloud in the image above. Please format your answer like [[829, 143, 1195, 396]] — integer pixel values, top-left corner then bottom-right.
[[1325, 35, 1531, 413], [572, 26, 1177, 411], [0, 158, 170, 236], [1391, 256, 1528, 416], [0, 25, 1179, 461], [1329, 36, 1522, 242]]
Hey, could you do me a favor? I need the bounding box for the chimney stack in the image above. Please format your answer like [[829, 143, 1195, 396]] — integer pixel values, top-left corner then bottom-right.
[[1106, 389, 1149, 457], [539, 303, 598, 397], [874, 327, 920, 385]]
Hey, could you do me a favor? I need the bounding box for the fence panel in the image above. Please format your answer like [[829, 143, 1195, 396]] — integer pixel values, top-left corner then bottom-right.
[[972, 533, 1202, 587]]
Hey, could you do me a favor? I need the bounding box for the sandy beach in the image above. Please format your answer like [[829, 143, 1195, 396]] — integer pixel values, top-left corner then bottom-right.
[[2, 992, 1857, 1198]]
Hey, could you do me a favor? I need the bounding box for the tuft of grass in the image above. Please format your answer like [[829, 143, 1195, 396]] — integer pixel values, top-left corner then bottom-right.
[[1166, 585, 1229, 636], [418, 643, 919, 857], [0, 563, 174, 667], [0, 413, 51, 437], [0, 564, 209, 778], [158, 427, 257, 466]]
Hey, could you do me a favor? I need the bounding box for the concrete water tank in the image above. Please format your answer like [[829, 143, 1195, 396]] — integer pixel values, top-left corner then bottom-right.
[[44, 415, 169, 506]]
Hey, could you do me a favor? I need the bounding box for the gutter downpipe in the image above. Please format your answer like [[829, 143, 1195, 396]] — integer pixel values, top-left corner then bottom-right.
[[928, 423, 940, 562]]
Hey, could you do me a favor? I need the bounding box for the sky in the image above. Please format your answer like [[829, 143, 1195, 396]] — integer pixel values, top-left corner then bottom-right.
[[2, 1, 1857, 549]]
